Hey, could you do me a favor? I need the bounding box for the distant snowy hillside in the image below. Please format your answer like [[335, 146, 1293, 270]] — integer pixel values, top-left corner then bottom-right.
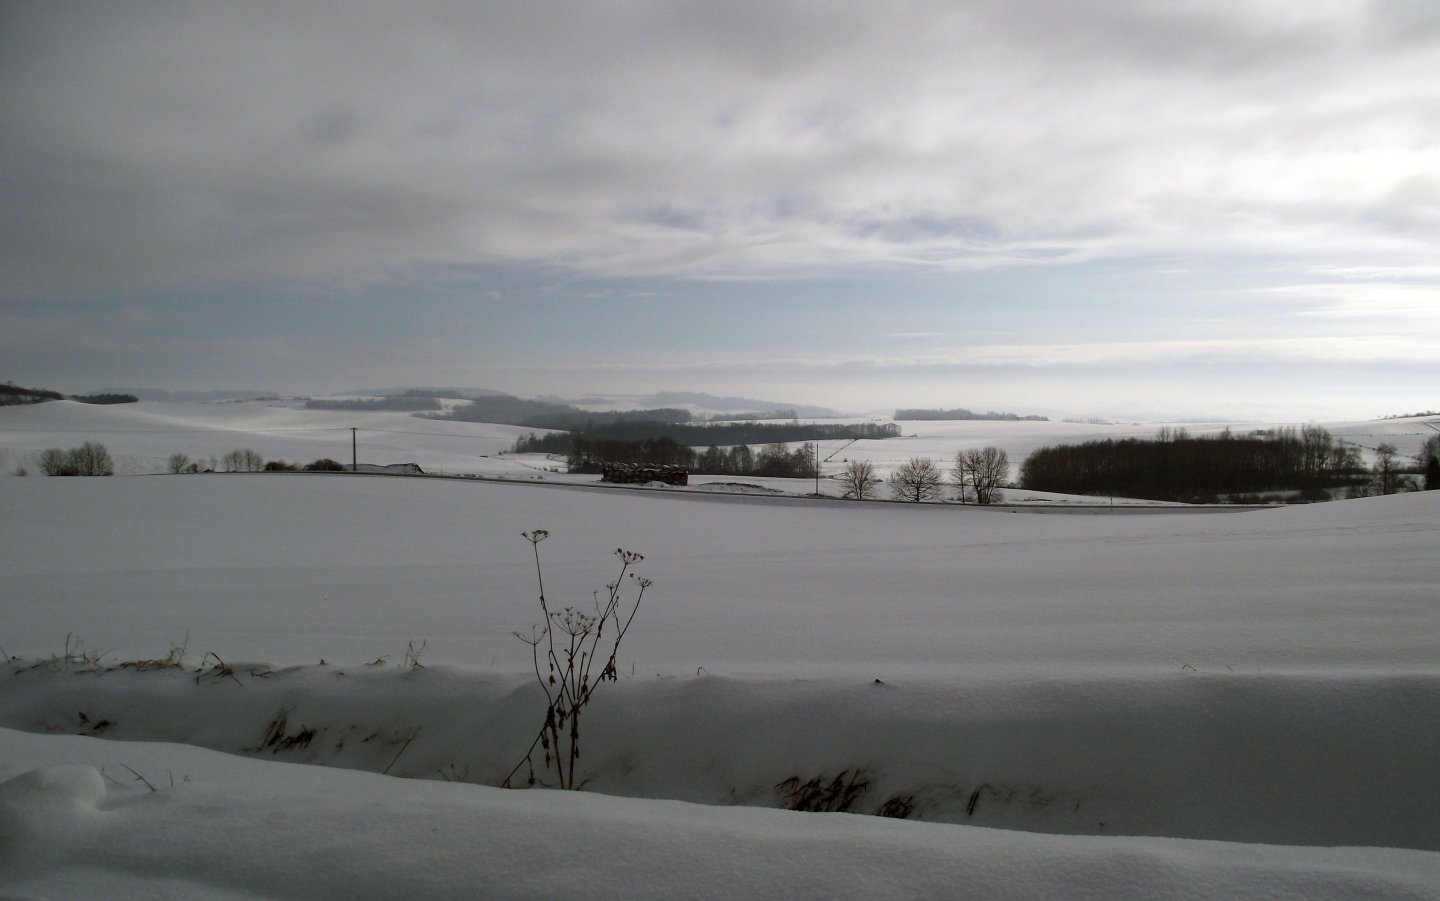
[[4, 398, 1433, 488]]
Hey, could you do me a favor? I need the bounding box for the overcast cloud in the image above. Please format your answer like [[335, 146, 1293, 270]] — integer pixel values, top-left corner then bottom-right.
[[2, 1, 1437, 418]]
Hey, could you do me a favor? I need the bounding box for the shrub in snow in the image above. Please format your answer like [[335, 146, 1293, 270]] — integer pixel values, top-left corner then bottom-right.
[[506, 530, 650, 790], [37, 442, 114, 476], [222, 448, 265, 472], [71, 442, 115, 476], [776, 769, 870, 813]]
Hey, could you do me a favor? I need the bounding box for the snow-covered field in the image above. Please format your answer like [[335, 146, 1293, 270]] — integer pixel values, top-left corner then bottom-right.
[[2, 400, 1439, 896], [0, 398, 547, 479], [3, 397, 1434, 495]]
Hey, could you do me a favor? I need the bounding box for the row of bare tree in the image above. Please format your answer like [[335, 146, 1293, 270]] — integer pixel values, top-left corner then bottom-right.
[[835, 447, 1010, 504], [166, 449, 265, 473], [36, 442, 114, 476]]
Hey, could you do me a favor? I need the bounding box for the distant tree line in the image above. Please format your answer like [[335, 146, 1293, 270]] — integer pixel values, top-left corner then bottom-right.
[[1019, 426, 1365, 502], [568, 436, 696, 471], [694, 442, 819, 478], [514, 421, 899, 458], [438, 393, 887, 441], [895, 407, 1048, 422], [512, 408, 691, 431], [704, 409, 798, 422], [434, 393, 608, 426], [512, 432, 574, 455], [437, 392, 714, 428], [1, 383, 64, 405], [563, 437, 820, 479], [37, 442, 115, 476], [1, 382, 136, 406], [70, 393, 139, 405], [591, 419, 898, 445], [164, 449, 348, 473], [306, 395, 442, 412]]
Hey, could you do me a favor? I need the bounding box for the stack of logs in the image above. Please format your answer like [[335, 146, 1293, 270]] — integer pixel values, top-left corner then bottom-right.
[[600, 463, 689, 486]]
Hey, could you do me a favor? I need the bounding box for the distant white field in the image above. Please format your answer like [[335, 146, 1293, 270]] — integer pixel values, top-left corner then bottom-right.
[[4, 473, 1435, 674], [2, 398, 1433, 497], [0, 398, 544, 477]]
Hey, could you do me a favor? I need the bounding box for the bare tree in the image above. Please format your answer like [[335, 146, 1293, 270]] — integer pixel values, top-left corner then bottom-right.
[[167, 452, 191, 474], [1420, 435, 1440, 491], [837, 459, 881, 499], [952, 451, 971, 503], [1372, 443, 1405, 495], [38, 443, 113, 476], [1299, 424, 1331, 484], [38, 448, 69, 476], [223, 448, 266, 472], [953, 446, 1009, 505], [889, 457, 943, 503], [68, 442, 115, 476]]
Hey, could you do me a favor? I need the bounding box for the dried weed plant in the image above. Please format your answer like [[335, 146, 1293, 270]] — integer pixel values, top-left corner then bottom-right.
[[503, 530, 650, 790]]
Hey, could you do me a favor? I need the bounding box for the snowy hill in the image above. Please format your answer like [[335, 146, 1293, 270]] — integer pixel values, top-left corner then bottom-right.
[[2, 474, 1438, 895], [3, 397, 1433, 491], [0, 398, 545, 477]]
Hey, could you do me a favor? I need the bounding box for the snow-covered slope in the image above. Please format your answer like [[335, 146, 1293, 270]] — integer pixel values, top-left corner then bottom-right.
[[4, 476, 1435, 674], [4, 727, 1437, 900], [0, 398, 545, 476], [2, 463, 1437, 895]]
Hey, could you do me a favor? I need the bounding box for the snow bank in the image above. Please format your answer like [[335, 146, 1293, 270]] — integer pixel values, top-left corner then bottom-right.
[[3, 662, 1438, 851], [2, 727, 1437, 900]]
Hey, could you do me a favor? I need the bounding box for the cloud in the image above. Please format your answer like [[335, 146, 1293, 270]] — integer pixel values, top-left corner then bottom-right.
[[941, 335, 1439, 366], [487, 333, 1437, 376], [1309, 264, 1440, 280], [1260, 282, 1440, 321], [4, 1, 1438, 297]]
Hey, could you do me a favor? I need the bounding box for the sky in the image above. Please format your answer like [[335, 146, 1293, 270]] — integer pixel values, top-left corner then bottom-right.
[[2, 1, 1438, 420]]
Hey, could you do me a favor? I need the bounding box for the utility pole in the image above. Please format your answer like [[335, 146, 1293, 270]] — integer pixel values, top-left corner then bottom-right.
[[814, 442, 820, 496], [351, 427, 358, 472]]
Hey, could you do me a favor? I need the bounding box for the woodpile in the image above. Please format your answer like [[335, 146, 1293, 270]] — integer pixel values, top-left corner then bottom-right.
[[600, 463, 689, 486]]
